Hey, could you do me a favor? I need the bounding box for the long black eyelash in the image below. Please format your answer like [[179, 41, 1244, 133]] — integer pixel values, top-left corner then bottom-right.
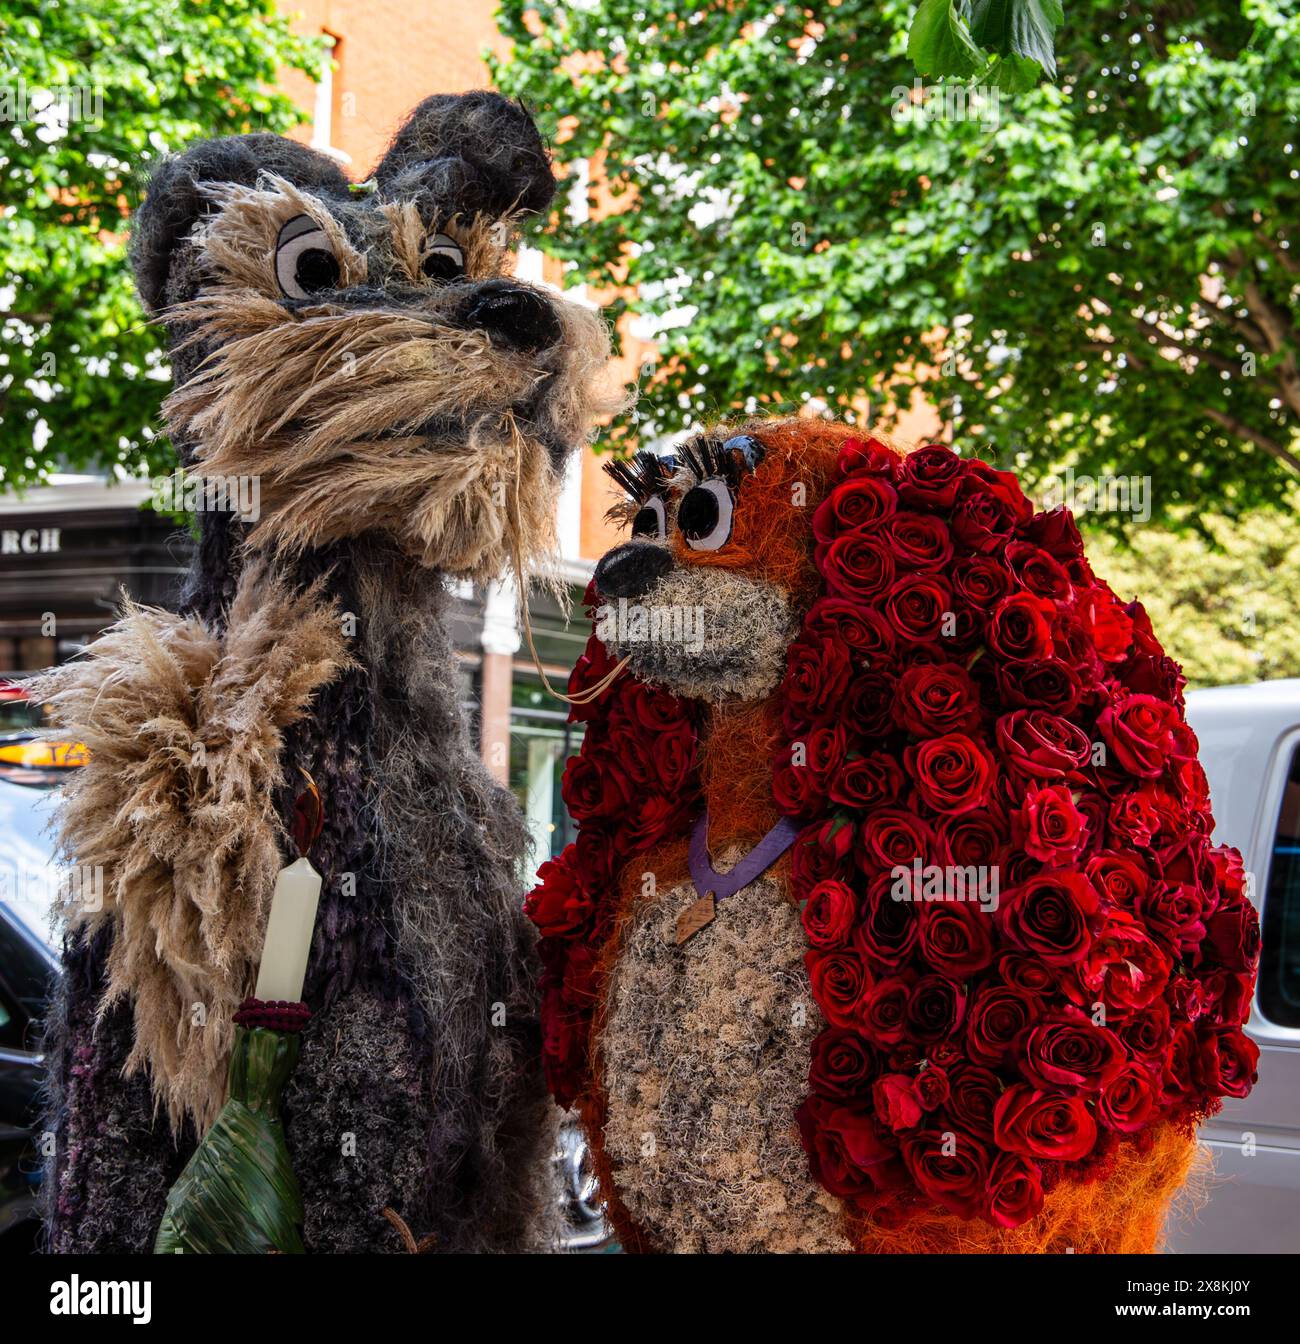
[[604, 450, 677, 506], [604, 450, 678, 525], [678, 433, 764, 488]]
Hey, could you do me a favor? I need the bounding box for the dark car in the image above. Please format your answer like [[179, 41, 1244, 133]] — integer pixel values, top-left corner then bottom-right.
[[0, 771, 60, 1252]]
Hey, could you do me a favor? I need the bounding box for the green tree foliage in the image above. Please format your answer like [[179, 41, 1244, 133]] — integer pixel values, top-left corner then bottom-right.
[[1087, 510, 1300, 686], [494, 1, 1300, 526], [0, 0, 321, 488]]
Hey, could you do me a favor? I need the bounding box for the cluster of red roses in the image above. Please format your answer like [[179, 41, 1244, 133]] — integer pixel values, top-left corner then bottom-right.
[[526, 621, 702, 1108], [779, 437, 1260, 1229]]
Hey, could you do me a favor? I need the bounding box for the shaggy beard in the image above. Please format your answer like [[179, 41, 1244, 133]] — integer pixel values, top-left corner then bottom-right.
[[163, 289, 620, 578]]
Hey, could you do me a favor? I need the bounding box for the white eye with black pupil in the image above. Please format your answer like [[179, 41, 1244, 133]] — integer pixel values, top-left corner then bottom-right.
[[678, 478, 734, 551], [274, 214, 340, 300], [420, 233, 465, 282], [631, 495, 667, 540]]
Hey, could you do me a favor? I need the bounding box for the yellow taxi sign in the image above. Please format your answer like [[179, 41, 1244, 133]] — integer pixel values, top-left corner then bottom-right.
[[0, 739, 89, 768]]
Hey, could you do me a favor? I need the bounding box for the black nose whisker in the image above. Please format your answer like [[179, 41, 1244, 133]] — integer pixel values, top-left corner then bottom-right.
[[594, 541, 674, 600], [463, 281, 561, 353]]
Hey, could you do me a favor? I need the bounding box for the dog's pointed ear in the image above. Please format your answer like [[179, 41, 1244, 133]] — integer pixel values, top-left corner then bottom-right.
[[130, 134, 351, 314], [370, 91, 555, 222]]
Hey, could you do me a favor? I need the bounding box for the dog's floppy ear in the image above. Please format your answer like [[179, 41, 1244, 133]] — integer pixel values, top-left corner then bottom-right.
[[130, 133, 352, 314], [370, 90, 555, 222]]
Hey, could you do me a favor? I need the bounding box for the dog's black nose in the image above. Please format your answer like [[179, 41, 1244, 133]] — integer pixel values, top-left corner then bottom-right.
[[594, 541, 674, 599], [464, 282, 561, 353]]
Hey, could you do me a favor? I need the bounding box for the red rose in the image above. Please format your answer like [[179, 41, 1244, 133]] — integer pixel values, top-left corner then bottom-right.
[[1117, 1000, 1171, 1060], [843, 670, 900, 738], [830, 750, 905, 811], [884, 574, 953, 644], [1066, 911, 1170, 1016], [1086, 850, 1149, 907], [567, 634, 619, 722], [802, 879, 858, 949], [622, 792, 681, 851], [1020, 507, 1086, 565], [809, 1027, 882, 1099], [813, 475, 898, 545], [874, 1073, 925, 1132], [1137, 881, 1206, 959], [860, 808, 938, 873], [998, 870, 1100, 965], [803, 597, 897, 663], [894, 662, 982, 738], [836, 435, 899, 479], [905, 974, 966, 1044], [1198, 1026, 1260, 1100], [807, 948, 873, 1028], [1097, 691, 1178, 779], [525, 848, 594, 937], [901, 1128, 991, 1219], [561, 752, 629, 822], [1014, 782, 1089, 867], [882, 511, 953, 571], [916, 1065, 950, 1109], [1005, 540, 1072, 601], [966, 985, 1040, 1068], [796, 1097, 907, 1198], [946, 1064, 1002, 1136], [1097, 1064, 1158, 1133], [1108, 788, 1163, 849], [995, 658, 1083, 715], [995, 709, 1092, 786], [824, 533, 896, 601], [997, 951, 1058, 997], [782, 636, 853, 720], [854, 873, 919, 969], [1199, 970, 1255, 1028], [897, 443, 966, 508], [859, 976, 912, 1045], [952, 556, 1012, 610], [619, 680, 693, 735], [648, 718, 697, 791], [940, 808, 1008, 868], [988, 592, 1056, 661], [1019, 1015, 1126, 1092], [906, 733, 997, 815], [993, 1085, 1098, 1162], [1203, 900, 1261, 974], [984, 1152, 1045, 1228], [1079, 586, 1135, 663], [918, 899, 996, 978]]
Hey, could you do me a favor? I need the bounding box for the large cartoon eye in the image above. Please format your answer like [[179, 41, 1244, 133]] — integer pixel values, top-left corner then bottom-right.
[[631, 495, 667, 540], [678, 479, 734, 551], [275, 214, 340, 299], [420, 233, 465, 282]]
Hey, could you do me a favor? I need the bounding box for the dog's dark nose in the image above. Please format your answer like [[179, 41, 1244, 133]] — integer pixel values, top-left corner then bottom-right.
[[464, 281, 561, 353], [594, 541, 674, 599]]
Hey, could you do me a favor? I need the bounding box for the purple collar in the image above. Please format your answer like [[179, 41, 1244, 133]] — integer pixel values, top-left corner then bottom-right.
[[688, 809, 801, 902]]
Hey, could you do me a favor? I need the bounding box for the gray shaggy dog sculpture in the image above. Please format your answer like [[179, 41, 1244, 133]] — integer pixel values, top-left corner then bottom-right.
[[33, 92, 617, 1253]]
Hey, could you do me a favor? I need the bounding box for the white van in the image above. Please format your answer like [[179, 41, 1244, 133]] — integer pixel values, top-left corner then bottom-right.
[[1166, 681, 1300, 1252]]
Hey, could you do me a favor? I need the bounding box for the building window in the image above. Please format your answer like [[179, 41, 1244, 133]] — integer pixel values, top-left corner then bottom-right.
[[509, 672, 582, 871], [1261, 741, 1300, 1027]]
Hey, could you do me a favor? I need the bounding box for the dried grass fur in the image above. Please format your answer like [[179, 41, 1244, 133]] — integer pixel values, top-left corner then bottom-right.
[[595, 851, 850, 1253], [29, 562, 350, 1131]]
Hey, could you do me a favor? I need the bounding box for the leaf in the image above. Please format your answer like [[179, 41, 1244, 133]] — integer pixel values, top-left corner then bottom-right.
[[969, 0, 1064, 77], [908, 0, 985, 80]]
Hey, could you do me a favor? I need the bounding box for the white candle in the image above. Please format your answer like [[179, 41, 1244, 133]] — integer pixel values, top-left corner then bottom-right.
[[253, 856, 323, 1003]]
